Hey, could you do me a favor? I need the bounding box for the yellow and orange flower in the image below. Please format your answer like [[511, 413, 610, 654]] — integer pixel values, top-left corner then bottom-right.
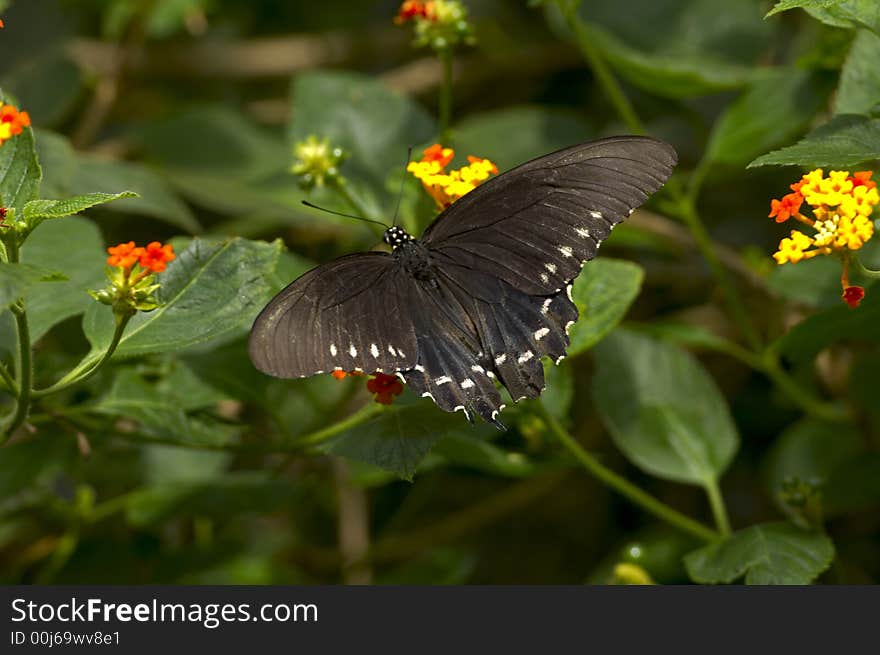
[[394, 0, 474, 51], [407, 143, 498, 209], [769, 168, 878, 307], [0, 103, 31, 147]]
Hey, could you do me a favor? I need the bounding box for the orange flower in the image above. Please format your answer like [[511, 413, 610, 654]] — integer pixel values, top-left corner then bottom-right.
[[768, 192, 804, 223], [0, 103, 31, 147], [138, 241, 175, 273], [848, 171, 876, 190], [842, 285, 865, 309], [421, 143, 454, 167], [107, 242, 144, 269], [366, 372, 404, 405], [331, 370, 349, 380]]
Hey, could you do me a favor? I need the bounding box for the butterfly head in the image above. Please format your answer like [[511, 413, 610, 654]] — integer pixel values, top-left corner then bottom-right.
[[383, 225, 415, 250]]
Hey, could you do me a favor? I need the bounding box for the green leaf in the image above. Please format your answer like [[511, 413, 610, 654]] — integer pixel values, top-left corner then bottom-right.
[[321, 402, 486, 480], [835, 30, 880, 115], [705, 69, 830, 167], [774, 285, 880, 363], [70, 157, 201, 233], [0, 262, 64, 308], [83, 237, 282, 359], [767, 255, 844, 308], [289, 70, 436, 196], [540, 359, 574, 419], [33, 129, 75, 198], [19, 216, 105, 341], [684, 522, 835, 584], [592, 329, 739, 486], [93, 368, 236, 447], [575, 0, 770, 98], [0, 90, 40, 212], [432, 432, 537, 477], [567, 258, 644, 357], [748, 114, 880, 168], [23, 191, 138, 228], [767, 1, 880, 34], [763, 419, 862, 514]]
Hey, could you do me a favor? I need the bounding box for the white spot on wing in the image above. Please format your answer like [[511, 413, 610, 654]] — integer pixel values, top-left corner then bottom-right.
[[388, 344, 397, 357], [370, 343, 379, 358], [494, 353, 507, 365], [541, 298, 552, 315], [566, 284, 573, 301], [471, 365, 484, 373], [590, 211, 603, 219], [628, 208, 635, 216], [576, 227, 591, 239], [330, 344, 337, 357], [565, 320, 575, 335], [349, 344, 357, 357], [544, 262, 557, 274], [461, 379, 475, 389], [556, 355, 566, 365], [534, 327, 549, 341], [414, 364, 425, 372], [517, 351, 534, 364], [422, 391, 435, 401], [435, 376, 451, 385], [559, 245, 574, 258], [486, 371, 496, 379], [540, 273, 549, 284]]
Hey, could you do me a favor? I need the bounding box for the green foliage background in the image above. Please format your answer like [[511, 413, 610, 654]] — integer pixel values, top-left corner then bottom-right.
[[0, 0, 878, 584]]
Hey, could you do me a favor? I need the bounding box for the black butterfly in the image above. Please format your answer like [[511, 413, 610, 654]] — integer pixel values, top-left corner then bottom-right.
[[249, 136, 677, 428]]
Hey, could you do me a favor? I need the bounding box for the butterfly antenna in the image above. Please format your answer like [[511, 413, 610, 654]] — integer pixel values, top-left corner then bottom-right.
[[301, 200, 390, 229], [392, 145, 414, 227]]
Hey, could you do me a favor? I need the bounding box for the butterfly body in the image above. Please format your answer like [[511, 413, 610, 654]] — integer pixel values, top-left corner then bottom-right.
[[249, 136, 677, 428]]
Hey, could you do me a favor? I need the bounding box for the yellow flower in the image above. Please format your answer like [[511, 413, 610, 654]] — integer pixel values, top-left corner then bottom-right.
[[773, 230, 815, 264], [408, 144, 498, 209], [290, 135, 347, 188]]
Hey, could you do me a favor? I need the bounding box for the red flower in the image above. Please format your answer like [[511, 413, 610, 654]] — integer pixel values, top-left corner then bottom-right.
[[769, 192, 804, 223], [138, 241, 175, 273], [107, 242, 144, 269], [366, 372, 404, 405], [842, 285, 865, 309]]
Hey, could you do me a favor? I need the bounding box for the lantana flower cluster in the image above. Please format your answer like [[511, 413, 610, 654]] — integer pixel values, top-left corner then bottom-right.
[[769, 168, 878, 308], [0, 103, 31, 148], [332, 370, 404, 405], [407, 143, 498, 210], [394, 1, 474, 52], [91, 241, 176, 316]]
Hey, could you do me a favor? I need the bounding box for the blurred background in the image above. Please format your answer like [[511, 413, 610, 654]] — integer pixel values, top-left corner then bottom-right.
[[0, 0, 877, 584]]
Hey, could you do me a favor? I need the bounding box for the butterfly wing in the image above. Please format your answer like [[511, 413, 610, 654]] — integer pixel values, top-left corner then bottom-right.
[[408, 137, 677, 416], [249, 252, 418, 378], [421, 136, 677, 294]]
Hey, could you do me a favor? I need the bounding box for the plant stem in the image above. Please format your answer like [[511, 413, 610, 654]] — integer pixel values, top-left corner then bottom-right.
[[704, 479, 731, 537], [559, 5, 644, 135], [293, 402, 383, 447], [2, 300, 32, 441], [675, 197, 763, 352], [536, 404, 719, 543], [438, 48, 454, 142], [0, 361, 18, 395], [32, 314, 131, 399]]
